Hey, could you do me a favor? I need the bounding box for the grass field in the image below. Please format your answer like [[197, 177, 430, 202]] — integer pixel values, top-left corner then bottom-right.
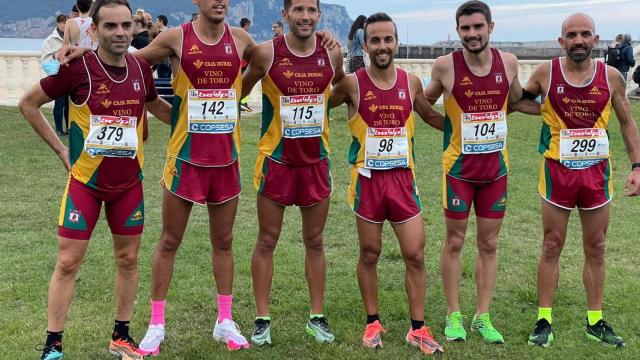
[[1, 102, 640, 360]]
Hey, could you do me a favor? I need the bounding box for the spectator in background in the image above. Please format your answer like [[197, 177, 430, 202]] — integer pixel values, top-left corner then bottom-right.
[[606, 33, 636, 81], [191, 12, 199, 22], [240, 18, 253, 112], [346, 15, 366, 73], [41, 14, 69, 136], [155, 15, 172, 79], [64, 0, 96, 50], [145, 12, 159, 40], [272, 20, 284, 37], [156, 15, 169, 32], [69, 5, 79, 19], [131, 14, 151, 50]]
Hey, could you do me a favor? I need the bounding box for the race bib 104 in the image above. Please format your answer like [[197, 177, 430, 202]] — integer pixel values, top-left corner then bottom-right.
[[187, 89, 238, 134], [364, 127, 409, 170], [559, 128, 609, 169], [280, 94, 325, 138], [84, 115, 138, 158], [461, 111, 507, 154]]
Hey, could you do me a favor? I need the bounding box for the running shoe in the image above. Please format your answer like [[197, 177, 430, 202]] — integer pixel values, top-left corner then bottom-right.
[[444, 311, 467, 342], [138, 324, 165, 356], [471, 313, 504, 344], [306, 316, 335, 343], [405, 326, 444, 354], [37, 343, 63, 360], [528, 318, 553, 347], [108, 335, 143, 360], [213, 319, 251, 350], [251, 318, 272, 346], [362, 320, 387, 348], [586, 319, 625, 348]]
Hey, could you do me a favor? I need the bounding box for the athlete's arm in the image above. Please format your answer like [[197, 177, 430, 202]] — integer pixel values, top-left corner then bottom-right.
[[411, 73, 444, 131], [510, 62, 547, 115], [608, 66, 640, 196], [231, 26, 258, 62], [241, 42, 271, 99], [424, 55, 449, 105], [330, 46, 345, 85], [62, 18, 78, 47], [18, 84, 70, 171], [504, 53, 523, 104], [135, 28, 179, 65], [328, 74, 354, 109], [316, 30, 340, 50], [145, 97, 172, 125]]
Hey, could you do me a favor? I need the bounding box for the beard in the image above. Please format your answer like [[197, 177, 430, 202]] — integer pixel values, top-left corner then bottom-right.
[[567, 44, 592, 63], [462, 36, 488, 54], [291, 21, 315, 40], [371, 50, 394, 69]]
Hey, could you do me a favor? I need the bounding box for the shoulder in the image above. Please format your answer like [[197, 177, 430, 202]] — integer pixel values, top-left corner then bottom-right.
[[432, 54, 453, 73], [498, 50, 518, 65], [328, 46, 343, 63]]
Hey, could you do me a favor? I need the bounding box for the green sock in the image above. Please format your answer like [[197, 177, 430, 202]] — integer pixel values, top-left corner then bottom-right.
[[587, 310, 602, 326], [310, 313, 324, 319], [256, 316, 271, 321], [537, 307, 552, 324]]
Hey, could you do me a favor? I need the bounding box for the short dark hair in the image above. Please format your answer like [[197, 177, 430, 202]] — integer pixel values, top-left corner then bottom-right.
[[273, 20, 283, 28], [71, 5, 79, 13], [240, 18, 251, 27], [157, 15, 168, 26], [56, 14, 68, 23], [90, 0, 132, 25], [76, 0, 93, 13], [456, 0, 492, 26], [283, 0, 320, 11], [363, 12, 397, 42]]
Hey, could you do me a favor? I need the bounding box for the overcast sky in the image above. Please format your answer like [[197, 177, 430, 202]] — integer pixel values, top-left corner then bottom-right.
[[324, 0, 640, 44]]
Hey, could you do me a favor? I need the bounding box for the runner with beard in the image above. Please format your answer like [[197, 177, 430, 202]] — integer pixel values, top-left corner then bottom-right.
[[241, 0, 345, 346], [518, 13, 640, 348], [424, 0, 524, 344], [329, 12, 445, 354]]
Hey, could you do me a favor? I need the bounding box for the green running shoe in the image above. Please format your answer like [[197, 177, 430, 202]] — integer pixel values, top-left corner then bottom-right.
[[471, 313, 504, 344], [586, 319, 624, 348], [306, 316, 335, 343], [444, 311, 467, 341], [251, 318, 272, 346], [528, 318, 554, 347], [37, 343, 63, 360]]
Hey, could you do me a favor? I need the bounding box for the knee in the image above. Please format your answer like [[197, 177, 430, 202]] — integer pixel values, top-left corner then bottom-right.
[[477, 236, 497, 256], [115, 250, 138, 272], [212, 233, 233, 253], [256, 229, 280, 254], [360, 247, 381, 267], [304, 233, 324, 254], [158, 231, 183, 253], [55, 253, 83, 276], [403, 249, 425, 269], [584, 237, 606, 261], [541, 230, 564, 259], [444, 234, 465, 254]]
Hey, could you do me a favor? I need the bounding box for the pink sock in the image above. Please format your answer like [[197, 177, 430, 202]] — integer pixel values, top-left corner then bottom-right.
[[150, 300, 166, 325], [217, 294, 233, 323]]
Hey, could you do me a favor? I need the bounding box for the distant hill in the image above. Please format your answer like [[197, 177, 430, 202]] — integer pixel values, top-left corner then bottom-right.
[[0, 0, 352, 43]]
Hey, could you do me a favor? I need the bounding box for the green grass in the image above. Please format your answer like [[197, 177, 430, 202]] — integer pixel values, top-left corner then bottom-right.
[[1, 102, 640, 359]]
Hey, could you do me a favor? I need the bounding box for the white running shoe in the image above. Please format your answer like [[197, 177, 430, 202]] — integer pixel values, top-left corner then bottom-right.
[[213, 319, 251, 350], [138, 324, 165, 356]]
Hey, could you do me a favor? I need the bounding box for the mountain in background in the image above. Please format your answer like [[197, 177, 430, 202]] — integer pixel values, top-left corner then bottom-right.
[[0, 0, 352, 43]]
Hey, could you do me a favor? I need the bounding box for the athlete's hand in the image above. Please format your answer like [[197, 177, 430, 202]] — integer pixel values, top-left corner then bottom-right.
[[57, 45, 88, 66], [57, 147, 71, 172], [624, 169, 640, 196], [317, 30, 341, 50]]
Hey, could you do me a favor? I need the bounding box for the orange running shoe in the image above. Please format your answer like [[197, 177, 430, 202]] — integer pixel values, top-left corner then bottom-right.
[[109, 335, 143, 360], [405, 326, 444, 355], [362, 320, 387, 348]]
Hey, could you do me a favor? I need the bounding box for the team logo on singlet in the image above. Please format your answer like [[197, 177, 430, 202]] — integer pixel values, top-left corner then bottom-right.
[[101, 99, 112, 109], [133, 80, 141, 92], [364, 91, 376, 101], [194, 59, 204, 69], [398, 89, 406, 100], [224, 43, 232, 54], [97, 83, 110, 95], [69, 210, 81, 223], [278, 57, 293, 66], [562, 97, 571, 104], [283, 70, 294, 79], [495, 73, 503, 84], [317, 58, 325, 66], [460, 76, 473, 86], [369, 104, 379, 113], [589, 86, 601, 96], [188, 44, 202, 55], [465, 89, 474, 98], [556, 84, 564, 94]]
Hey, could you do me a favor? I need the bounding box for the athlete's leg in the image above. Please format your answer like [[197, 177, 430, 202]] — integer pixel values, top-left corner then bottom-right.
[[391, 216, 426, 321], [47, 237, 90, 331], [150, 188, 193, 300], [252, 194, 286, 316], [207, 197, 239, 296], [578, 204, 610, 311], [441, 217, 468, 314], [355, 217, 383, 316], [113, 234, 142, 321], [537, 200, 571, 307], [474, 217, 503, 314], [300, 198, 330, 314]]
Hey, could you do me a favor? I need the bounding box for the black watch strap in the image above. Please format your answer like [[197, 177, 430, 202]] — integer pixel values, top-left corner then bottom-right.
[[632, 162, 640, 170]]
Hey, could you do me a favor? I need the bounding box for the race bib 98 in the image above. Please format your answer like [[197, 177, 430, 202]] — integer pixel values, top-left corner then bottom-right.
[[364, 127, 409, 170]]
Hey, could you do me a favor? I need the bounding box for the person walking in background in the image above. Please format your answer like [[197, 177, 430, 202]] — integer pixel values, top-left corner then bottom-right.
[[41, 14, 69, 136], [346, 15, 366, 73], [64, 0, 97, 50], [272, 20, 284, 38], [155, 15, 172, 79], [605, 33, 635, 80], [240, 17, 253, 112], [156, 15, 169, 32]]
